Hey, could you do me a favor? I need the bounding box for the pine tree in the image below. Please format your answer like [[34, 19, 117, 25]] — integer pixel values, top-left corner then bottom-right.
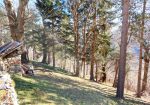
[[35, 0, 63, 65], [116, 0, 129, 99], [136, 0, 147, 98]]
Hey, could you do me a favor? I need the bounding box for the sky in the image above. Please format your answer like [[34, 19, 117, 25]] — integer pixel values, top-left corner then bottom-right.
[[0, 0, 36, 10]]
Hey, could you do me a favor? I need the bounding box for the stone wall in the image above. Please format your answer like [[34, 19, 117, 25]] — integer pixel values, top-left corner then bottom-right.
[[0, 73, 18, 105], [0, 58, 19, 105]]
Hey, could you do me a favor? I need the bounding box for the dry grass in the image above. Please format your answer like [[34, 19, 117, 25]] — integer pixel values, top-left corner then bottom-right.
[[12, 62, 150, 105]]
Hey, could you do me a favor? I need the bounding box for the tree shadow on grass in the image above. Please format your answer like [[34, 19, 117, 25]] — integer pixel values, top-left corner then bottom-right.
[[13, 72, 150, 105], [32, 61, 72, 75], [39, 74, 150, 105]]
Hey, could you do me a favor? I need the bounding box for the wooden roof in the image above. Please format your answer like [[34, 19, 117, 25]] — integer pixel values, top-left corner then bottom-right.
[[0, 41, 23, 59]]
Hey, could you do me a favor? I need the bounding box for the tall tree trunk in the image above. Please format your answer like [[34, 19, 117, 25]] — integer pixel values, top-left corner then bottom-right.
[[75, 18, 80, 76], [136, 0, 147, 98], [48, 51, 51, 65], [75, 57, 80, 76], [113, 59, 119, 87], [82, 19, 87, 78], [4, 0, 28, 41], [86, 62, 89, 75], [63, 46, 67, 70], [90, 38, 95, 80], [95, 60, 98, 82], [21, 50, 29, 64], [83, 60, 86, 78], [90, 6, 97, 81], [69, 58, 72, 72], [52, 39, 55, 68], [42, 28, 47, 64], [116, 0, 129, 99], [51, 18, 55, 68], [141, 50, 149, 92], [73, 58, 76, 73], [72, 3, 80, 76], [20, 46, 28, 64], [33, 46, 36, 60], [42, 48, 47, 63], [100, 63, 106, 82], [4, 0, 29, 64], [63, 58, 66, 70]]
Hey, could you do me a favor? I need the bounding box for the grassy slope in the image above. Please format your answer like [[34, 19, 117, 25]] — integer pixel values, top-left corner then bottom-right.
[[12, 62, 150, 105]]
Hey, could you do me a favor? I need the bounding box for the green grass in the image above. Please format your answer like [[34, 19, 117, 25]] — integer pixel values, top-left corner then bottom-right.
[[32, 61, 71, 75], [12, 62, 150, 105]]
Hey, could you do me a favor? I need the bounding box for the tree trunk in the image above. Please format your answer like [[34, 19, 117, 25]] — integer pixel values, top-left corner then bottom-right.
[[33, 46, 36, 60], [83, 60, 86, 78], [136, 0, 146, 98], [52, 39, 55, 68], [95, 60, 98, 82], [116, 0, 129, 99], [48, 51, 51, 65], [42, 48, 47, 63], [82, 19, 87, 78], [113, 59, 119, 87], [63, 58, 66, 70], [90, 60, 94, 80], [71, 2, 81, 76], [141, 50, 149, 92], [75, 18, 80, 76], [100, 63, 106, 82], [21, 50, 29, 64], [86, 62, 89, 75], [51, 18, 56, 68], [4, 0, 28, 42], [75, 59, 80, 76], [42, 28, 48, 64], [69, 58, 72, 72], [73, 58, 76, 74], [90, 6, 97, 81], [4, 0, 29, 64]]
